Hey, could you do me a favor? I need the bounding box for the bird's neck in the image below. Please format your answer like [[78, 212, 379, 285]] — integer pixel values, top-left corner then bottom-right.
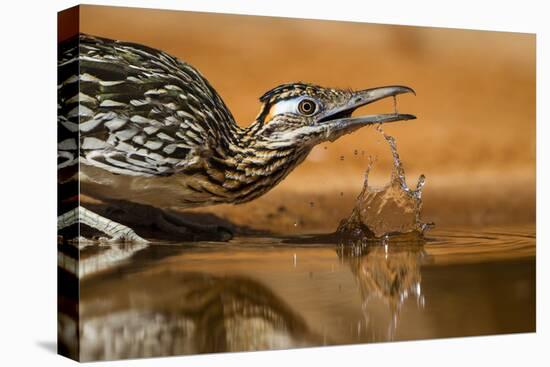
[[209, 119, 311, 204]]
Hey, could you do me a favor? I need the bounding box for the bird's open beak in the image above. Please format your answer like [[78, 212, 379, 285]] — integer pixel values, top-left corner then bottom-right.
[[318, 85, 416, 142]]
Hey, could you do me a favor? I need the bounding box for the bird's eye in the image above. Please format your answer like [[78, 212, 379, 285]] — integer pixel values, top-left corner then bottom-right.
[[298, 99, 317, 116]]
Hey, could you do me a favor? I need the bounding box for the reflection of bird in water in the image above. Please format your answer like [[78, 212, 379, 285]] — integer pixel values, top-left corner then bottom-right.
[[58, 34, 415, 242], [59, 270, 320, 361], [337, 240, 427, 340]]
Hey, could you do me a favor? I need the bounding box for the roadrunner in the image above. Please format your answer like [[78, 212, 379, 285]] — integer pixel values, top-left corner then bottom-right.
[[58, 34, 416, 242]]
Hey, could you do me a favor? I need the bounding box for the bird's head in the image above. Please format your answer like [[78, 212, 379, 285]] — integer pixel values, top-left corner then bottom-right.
[[224, 83, 416, 204], [249, 83, 416, 150]]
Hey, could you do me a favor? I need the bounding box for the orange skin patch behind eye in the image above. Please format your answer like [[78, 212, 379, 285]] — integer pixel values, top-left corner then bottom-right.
[[258, 103, 284, 124], [263, 104, 278, 123]]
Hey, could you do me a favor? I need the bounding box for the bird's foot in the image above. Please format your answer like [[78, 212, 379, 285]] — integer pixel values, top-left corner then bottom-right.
[[58, 206, 149, 246]]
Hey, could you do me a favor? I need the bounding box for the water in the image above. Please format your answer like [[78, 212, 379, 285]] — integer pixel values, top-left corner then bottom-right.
[[338, 130, 431, 239], [57, 131, 535, 361], [58, 226, 535, 361]]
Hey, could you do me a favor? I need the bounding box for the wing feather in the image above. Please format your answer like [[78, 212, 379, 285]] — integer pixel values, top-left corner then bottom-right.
[[57, 34, 237, 176]]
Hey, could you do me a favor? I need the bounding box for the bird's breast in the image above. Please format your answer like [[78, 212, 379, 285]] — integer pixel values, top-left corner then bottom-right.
[[79, 164, 230, 209]]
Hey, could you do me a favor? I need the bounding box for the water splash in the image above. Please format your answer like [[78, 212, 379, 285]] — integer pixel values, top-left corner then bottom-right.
[[337, 130, 433, 240]]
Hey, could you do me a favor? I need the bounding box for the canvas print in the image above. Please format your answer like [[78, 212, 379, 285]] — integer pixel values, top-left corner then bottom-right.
[[57, 5, 536, 362]]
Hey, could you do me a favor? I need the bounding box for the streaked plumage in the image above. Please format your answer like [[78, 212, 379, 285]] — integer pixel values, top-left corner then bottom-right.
[[58, 33, 415, 214]]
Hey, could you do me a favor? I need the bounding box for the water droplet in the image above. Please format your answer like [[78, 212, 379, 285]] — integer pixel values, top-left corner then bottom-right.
[[309, 201, 315, 207], [340, 192, 344, 197]]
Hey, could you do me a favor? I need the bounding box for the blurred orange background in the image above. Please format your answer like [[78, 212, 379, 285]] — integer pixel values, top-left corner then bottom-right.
[[78, 5, 536, 232]]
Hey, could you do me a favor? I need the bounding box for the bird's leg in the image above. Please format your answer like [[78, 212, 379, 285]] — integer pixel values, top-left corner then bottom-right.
[[58, 206, 149, 244], [88, 200, 234, 242]]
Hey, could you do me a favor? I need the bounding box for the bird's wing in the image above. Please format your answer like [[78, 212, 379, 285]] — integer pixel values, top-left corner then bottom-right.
[[58, 34, 237, 177]]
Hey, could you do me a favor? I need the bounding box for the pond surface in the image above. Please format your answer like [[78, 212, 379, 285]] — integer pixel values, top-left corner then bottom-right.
[[58, 224, 535, 361]]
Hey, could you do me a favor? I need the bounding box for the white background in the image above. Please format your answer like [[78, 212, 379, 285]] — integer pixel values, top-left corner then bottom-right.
[[0, 0, 547, 365]]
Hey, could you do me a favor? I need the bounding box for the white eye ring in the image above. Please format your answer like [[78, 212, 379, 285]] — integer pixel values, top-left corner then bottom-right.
[[269, 97, 318, 117]]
